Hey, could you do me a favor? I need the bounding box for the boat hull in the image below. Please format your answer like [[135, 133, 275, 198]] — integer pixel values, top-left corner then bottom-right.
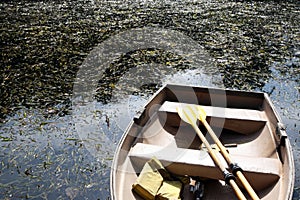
[[110, 84, 294, 200]]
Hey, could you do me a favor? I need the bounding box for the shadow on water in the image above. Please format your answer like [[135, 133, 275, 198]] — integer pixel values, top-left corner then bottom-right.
[[0, 0, 299, 199]]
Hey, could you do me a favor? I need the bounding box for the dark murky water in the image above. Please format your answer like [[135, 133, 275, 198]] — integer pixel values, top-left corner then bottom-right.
[[0, 0, 299, 199]]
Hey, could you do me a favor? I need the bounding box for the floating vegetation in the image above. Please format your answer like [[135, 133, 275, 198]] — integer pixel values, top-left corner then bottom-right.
[[0, 0, 299, 119]]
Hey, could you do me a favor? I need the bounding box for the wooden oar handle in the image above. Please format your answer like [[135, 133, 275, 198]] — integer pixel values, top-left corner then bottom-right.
[[202, 119, 260, 200], [229, 179, 247, 200], [236, 171, 260, 200], [224, 171, 247, 200], [178, 107, 248, 200], [192, 124, 247, 200], [223, 171, 236, 185], [202, 120, 234, 164], [230, 163, 243, 175]]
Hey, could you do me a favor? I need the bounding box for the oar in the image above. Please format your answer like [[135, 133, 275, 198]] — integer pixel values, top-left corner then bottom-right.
[[192, 105, 260, 200], [177, 106, 247, 200]]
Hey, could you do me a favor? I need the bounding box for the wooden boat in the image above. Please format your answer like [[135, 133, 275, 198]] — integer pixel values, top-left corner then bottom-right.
[[110, 84, 294, 200]]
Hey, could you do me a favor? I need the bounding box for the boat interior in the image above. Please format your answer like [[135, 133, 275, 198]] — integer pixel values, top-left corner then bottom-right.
[[112, 85, 294, 200]]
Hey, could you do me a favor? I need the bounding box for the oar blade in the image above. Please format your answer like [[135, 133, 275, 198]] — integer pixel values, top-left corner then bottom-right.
[[195, 105, 207, 122], [176, 105, 198, 125], [177, 104, 207, 124]]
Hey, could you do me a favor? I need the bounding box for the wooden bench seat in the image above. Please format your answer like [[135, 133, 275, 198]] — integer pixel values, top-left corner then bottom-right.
[[159, 101, 267, 122], [158, 101, 267, 135], [129, 143, 281, 191]]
